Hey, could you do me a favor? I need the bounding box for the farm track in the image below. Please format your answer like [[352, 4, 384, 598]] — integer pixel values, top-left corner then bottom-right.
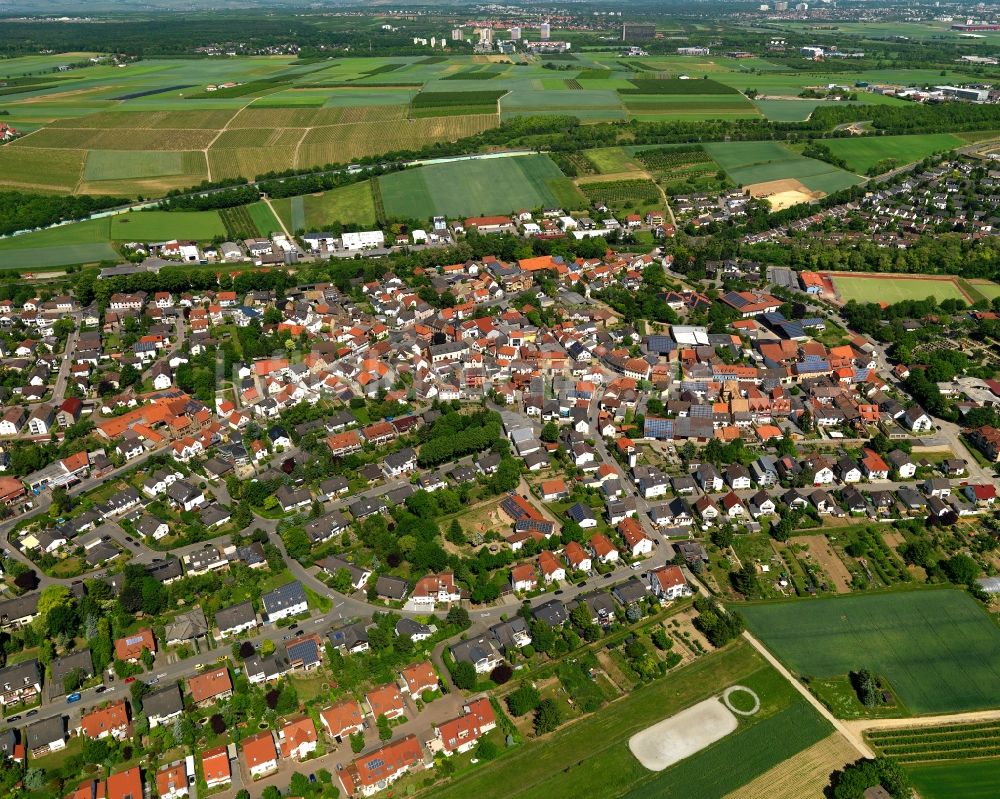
[[742, 631, 875, 759]]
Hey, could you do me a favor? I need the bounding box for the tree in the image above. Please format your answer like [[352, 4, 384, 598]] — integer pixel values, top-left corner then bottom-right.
[[506, 683, 541, 716], [540, 421, 559, 443], [943, 553, 980, 585], [831, 757, 912, 799], [453, 661, 476, 690], [63, 667, 86, 694], [446, 518, 465, 545], [446, 606, 470, 629], [533, 698, 561, 735], [349, 732, 365, 753], [376, 713, 392, 741], [33, 584, 71, 634]]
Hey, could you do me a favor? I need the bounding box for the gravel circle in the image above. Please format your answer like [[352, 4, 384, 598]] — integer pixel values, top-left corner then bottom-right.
[[723, 685, 760, 716]]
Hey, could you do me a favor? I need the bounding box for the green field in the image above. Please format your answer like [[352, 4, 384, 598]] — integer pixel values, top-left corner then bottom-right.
[[272, 180, 376, 231], [110, 210, 225, 241], [378, 154, 584, 219], [0, 217, 119, 268], [831, 274, 968, 304], [822, 134, 964, 174], [742, 589, 1000, 715], [83, 150, 193, 181], [907, 759, 1000, 798], [430, 641, 832, 799], [585, 147, 644, 174], [704, 140, 863, 193]]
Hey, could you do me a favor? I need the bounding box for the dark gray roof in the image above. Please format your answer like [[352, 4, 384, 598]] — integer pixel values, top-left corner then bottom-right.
[[215, 601, 257, 632], [143, 684, 183, 720], [531, 599, 567, 627], [261, 581, 307, 614], [375, 575, 409, 600], [26, 715, 65, 750]]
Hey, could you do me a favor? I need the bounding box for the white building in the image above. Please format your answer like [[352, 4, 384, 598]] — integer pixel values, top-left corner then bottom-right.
[[341, 230, 386, 251]]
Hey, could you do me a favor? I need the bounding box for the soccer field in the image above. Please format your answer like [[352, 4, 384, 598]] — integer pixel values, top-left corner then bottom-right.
[[831, 273, 968, 304], [741, 589, 1000, 715], [378, 154, 584, 219]]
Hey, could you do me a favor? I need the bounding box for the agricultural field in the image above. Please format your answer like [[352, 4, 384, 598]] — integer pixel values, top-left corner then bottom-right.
[[272, 180, 377, 232], [741, 589, 1000, 715], [829, 273, 971, 305], [430, 641, 837, 799], [577, 178, 662, 209], [722, 734, 859, 799], [378, 154, 584, 219], [906, 758, 1000, 799], [585, 147, 645, 175], [110, 210, 225, 241], [821, 133, 964, 174], [704, 140, 863, 195], [0, 217, 118, 268], [867, 719, 1000, 765]]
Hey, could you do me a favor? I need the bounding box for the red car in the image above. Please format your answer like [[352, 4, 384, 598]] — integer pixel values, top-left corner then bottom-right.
[[124, 677, 136, 684]]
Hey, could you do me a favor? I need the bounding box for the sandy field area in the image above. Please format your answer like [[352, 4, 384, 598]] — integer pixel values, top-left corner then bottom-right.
[[745, 177, 824, 210], [628, 697, 738, 771]]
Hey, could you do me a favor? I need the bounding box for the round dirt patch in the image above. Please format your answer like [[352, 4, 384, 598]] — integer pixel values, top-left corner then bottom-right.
[[723, 685, 760, 716]]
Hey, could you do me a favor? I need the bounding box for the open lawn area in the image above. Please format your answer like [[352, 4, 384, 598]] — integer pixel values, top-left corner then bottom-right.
[[110, 209, 225, 241], [273, 180, 376, 232], [821, 134, 963, 175], [830, 273, 969, 305], [907, 759, 1000, 799], [741, 589, 1000, 715], [378, 154, 584, 219], [426, 641, 833, 799]]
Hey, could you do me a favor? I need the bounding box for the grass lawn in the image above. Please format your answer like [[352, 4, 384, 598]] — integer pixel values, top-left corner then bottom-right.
[[110, 209, 225, 241], [294, 180, 377, 230], [378, 154, 584, 219], [831, 274, 967, 304], [428, 640, 831, 799], [585, 147, 644, 174], [907, 759, 1000, 799], [822, 134, 963, 174], [741, 589, 1000, 715], [247, 200, 283, 236], [0, 217, 110, 250]]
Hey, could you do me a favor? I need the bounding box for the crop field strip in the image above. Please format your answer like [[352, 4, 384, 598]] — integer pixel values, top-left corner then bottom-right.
[[906, 759, 1000, 799], [866, 720, 1000, 764], [578, 178, 662, 205], [219, 205, 261, 240]]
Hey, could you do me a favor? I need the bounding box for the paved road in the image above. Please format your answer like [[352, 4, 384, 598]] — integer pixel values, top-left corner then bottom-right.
[[51, 326, 78, 406]]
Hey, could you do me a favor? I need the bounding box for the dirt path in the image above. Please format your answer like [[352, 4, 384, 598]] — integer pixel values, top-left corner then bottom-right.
[[203, 101, 254, 181], [791, 534, 853, 593], [844, 708, 1000, 735], [742, 631, 875, 758], [264, 195, 292, 238]]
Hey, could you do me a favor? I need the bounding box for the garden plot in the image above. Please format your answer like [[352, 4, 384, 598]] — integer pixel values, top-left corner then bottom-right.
[[629, 697, 738, 771]]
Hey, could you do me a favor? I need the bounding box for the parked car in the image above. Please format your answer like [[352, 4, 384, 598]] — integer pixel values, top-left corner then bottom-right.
[[66, 692, 82, 703]]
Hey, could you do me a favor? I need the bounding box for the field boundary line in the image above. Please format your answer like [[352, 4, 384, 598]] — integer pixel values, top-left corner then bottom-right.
[[263, 196, 293, 239], [203, 101, 256, 180], [292, 127, 310, 170], [741, 631, 875, 759]]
